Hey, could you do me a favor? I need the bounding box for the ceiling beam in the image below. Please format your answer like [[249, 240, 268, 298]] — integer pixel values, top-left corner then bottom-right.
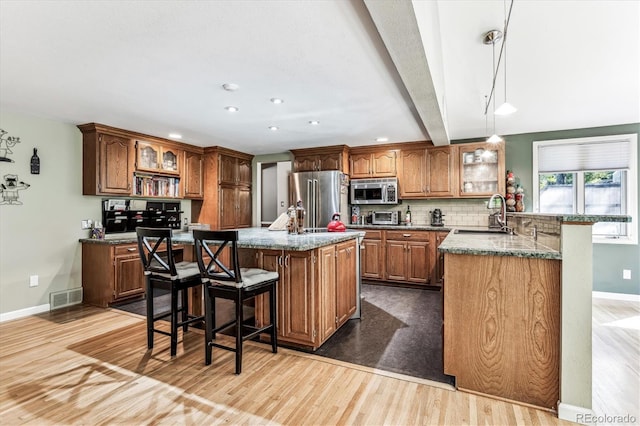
[[364, 0, 450, 146]]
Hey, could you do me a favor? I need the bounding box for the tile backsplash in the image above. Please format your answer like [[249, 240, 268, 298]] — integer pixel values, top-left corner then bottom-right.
[[356, 199, 493, 227]]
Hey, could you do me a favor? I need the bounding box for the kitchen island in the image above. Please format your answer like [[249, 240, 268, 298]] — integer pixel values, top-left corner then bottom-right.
[[81, 228, 365, 351], [439, 213, 631, 420]]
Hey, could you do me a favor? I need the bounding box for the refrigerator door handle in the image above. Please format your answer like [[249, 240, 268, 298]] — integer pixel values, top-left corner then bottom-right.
[[306, 179, 313, 229]]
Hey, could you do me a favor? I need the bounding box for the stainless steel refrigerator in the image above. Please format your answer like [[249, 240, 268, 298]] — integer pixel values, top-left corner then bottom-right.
[[289, 170, 349, 229]]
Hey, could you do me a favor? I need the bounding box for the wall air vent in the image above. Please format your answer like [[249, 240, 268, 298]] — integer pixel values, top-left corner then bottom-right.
[[49, 288, 83, 310]]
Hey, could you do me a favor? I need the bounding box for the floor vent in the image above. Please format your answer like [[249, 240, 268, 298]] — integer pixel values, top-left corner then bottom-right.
[[50, 288, 83, 310]]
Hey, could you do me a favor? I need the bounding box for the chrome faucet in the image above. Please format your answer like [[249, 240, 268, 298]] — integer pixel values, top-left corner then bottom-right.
[[488, 193, 510, 232]]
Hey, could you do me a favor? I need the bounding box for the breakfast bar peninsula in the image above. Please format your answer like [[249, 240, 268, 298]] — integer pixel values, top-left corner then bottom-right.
[[81, 228, 365, 351]]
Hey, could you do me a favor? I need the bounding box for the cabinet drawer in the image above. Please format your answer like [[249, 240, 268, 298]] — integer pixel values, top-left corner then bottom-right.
[[385, 230, 430, 241], [363, 230, 383, 240], [114, 244, 139, 256]]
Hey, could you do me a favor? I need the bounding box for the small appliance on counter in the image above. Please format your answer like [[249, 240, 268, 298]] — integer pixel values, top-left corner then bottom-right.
[[372, 210, 400, 225], [430, 209, 445, 226]]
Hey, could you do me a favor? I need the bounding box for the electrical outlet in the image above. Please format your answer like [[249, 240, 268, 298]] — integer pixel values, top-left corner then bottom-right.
[[81, 219, 93, 229], [623, 269, 631, 280], [29, 275, 39, 287]]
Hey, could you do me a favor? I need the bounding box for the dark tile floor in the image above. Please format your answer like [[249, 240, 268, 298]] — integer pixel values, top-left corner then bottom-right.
[[315, 283, 454, 385], [113, 283, 454, 385]]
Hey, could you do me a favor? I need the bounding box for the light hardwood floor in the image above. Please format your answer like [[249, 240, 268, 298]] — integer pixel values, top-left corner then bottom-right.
[[592, 296, 640, 423], [0, 305, 575, 425]]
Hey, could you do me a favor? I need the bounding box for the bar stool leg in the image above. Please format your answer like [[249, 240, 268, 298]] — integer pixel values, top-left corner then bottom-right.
[[170, 286, 179, 357], [235, 290, 243, 375], [270, 286, 277, 354], [204, 288, 213, 365], [146, 277, 154, 350], [181, 287, 189, 333]]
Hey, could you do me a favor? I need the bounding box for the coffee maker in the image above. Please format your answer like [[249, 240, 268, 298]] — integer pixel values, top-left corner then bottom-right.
[[430, 209, 445, 226]]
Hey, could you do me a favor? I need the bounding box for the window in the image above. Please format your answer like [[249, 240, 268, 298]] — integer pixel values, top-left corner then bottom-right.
[[533, 134, 637, 244]]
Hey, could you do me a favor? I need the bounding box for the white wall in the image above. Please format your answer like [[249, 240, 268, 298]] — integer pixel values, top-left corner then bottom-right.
[[0, 111, 100, 315]]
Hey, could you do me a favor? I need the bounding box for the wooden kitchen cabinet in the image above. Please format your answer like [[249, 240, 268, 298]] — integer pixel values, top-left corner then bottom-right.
[[361, 229, 384, 280], [384, 230, 430, 285], [195, 147, 253, 229], [135, 140, 181, 175], [349, 149, 397, 178], [255, 240, 357, 350], [183, 150, 204, 199], [398, 145, 456, 199], [457, 141, 505, 197], [79, 124, 133, 196], [291, 145, 349, 173], [81, 242, 184, 307], [428, 231, 450, 287]]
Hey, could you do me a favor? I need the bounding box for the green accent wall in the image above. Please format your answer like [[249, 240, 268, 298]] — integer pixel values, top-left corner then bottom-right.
[[458, 123, 640, 295]]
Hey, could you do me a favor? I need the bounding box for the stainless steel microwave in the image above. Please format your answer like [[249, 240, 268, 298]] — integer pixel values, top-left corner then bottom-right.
[[350, 177, 398, 205]]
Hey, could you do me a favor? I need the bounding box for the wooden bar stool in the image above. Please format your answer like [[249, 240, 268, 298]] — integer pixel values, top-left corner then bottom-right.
[[136, 227, 204, 356], [193, 229, 278, 374]]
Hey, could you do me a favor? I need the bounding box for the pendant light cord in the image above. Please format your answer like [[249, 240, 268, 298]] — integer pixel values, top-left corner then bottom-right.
[[484, 0, 514, 115]]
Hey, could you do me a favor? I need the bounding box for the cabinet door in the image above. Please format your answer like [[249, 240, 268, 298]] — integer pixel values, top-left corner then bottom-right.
[[372, 150, 397, 176], [406, 241, 429, 284], [114, 255, 145, 300], [361, 238, 383, 279], [99, 133, 132, 194], [219, 186, 237, 229], [336, 240, 357, 327], [294, 155, 318, 172], [427, 147, 455, 197], [237, 157, 252, 186], [385, 240, 407, 281], [218, 154, 237, 185], [350, 153, 372, 178], [255, 250, 282, 330], [458, 141, 505, 197], [318, 246, 337, 342], [161, 147, 180, 174], [281, 251, 315, 344], [237, 187, 252, 228], [319, 153, 342, 171], [399, 148, 427, 197], [183, 151, 203, 199], [435, 232, 449, 285], [136, 141, 160, 171]]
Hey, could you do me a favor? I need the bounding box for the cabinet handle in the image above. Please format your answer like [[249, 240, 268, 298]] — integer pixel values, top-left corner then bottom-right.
[[284, 255, 289, 268], [278, 255, 284, 267], [127, 248, 137, 252], [403, 234, 411, 238]]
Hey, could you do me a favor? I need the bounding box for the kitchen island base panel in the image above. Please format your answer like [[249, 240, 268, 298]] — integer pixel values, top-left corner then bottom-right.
[[444, 253, 561, 410]]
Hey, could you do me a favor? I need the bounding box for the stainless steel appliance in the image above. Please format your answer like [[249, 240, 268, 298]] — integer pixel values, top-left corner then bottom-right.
[[289, 170, 349, 229], [372, 210, 400, 225], [430, 208, 445, 226], [350, 177, 398, 205]]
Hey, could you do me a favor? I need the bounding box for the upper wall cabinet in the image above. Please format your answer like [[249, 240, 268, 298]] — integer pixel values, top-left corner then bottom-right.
[[79, 123, 133, 196], [135, 141, 181, 175], [183, 150, 204, 199], [349, 149, 397, 178], [291, 145, 349, 173], [457, 141, 505, 197], [219, 153, 252, 186], [399, 145, 456, 198]]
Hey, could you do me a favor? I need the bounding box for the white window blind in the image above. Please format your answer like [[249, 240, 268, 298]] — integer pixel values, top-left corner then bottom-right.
[[537, 139, 631, 173]]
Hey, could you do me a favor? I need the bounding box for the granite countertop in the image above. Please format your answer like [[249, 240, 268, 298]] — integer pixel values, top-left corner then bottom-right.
[[347, 224, 453, 231], [438, 230, 561, 260], [507, 212, 632, 223], [80, 228, 365, 251]]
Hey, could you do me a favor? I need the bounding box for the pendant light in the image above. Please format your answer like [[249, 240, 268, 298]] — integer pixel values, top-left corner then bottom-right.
[[495, 0, 517, 116], [484, 29, 503, 144]]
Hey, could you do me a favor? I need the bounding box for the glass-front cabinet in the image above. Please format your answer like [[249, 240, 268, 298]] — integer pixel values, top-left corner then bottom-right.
[[136, 141, 180, 175], [457, 141, 505, 197]]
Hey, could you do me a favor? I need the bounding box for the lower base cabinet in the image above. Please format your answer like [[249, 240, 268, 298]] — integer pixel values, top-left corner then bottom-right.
[[255, 240, 357, 350], [82, 242, 183, 307]]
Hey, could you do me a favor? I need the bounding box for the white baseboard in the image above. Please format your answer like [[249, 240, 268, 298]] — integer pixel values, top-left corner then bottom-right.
[[0, 303, 50, 323], [592, 291, 640, 302], [558, 402, 597, 425]]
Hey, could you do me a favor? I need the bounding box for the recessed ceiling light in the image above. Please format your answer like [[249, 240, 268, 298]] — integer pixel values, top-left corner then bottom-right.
[[222, 83, 239, 91], [268, 126, 279, 131], [168, 133, 182, 139], [225, 106, 239, 112], [308, 120, 320, 125], [270, 98, 284, 104], [376, 137, 389, 142]]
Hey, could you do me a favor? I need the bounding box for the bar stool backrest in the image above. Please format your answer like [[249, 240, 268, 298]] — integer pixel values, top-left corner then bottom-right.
[[193, 229, 242, 285], [136, 227, 179, 280]]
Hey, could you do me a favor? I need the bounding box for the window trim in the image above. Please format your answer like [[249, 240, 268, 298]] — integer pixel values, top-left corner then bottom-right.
[[532, 134, 637, 245]]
